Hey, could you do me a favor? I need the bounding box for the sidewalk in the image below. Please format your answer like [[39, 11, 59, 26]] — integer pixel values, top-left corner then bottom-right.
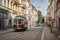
[[44, 27, 59, 40], [0, 29, 14, 35], [53, 29, 60, 39]]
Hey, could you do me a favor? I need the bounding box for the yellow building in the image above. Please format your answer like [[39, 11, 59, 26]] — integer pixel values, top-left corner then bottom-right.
[[47, 0, 56, 28], [0, 0, 26, 30], [0, 0, 37, 29], [47, 0, 60, 30], [30, 5, 38, 27], [56, 0, 60, 30]]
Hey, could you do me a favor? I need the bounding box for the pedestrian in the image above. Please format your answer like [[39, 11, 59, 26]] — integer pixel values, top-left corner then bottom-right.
[[50, 22, 53, 33]]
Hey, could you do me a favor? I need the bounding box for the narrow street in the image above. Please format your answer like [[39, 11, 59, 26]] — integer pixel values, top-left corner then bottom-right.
[[0, 26, 43, 40], [0, 0, 60, 40], [0, 24, 60, 40]]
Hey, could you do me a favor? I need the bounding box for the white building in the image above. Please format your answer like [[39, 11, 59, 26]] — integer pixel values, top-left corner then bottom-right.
[[30, 5, 38, 27], [25, 0, 31, 28], [25, 0, 38, 28]]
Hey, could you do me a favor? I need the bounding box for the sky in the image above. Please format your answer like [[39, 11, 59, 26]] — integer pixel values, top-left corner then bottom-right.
[[31, 0, 50, 16]]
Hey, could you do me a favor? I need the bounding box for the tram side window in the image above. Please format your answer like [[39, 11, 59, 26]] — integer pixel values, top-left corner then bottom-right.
[[14, 19, 17, 24], [24, 20, 28, 24], [24, 21, 27, 24]]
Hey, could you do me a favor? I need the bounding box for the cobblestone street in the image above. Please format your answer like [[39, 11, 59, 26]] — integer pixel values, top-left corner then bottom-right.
[[44, 27, 59, 40], [0, 0, 60, 40], [0, 26, 43, 40], [0, 25, 60, 40]]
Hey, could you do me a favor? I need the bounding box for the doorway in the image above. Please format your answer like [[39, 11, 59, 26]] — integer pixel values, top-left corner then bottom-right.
[[0, 19, 2, 30], [0, 19, 5, 30], [58, 18, 60, 30]]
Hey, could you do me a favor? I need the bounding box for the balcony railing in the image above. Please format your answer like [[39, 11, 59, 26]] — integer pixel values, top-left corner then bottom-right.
[[0, 4, 20, 14]]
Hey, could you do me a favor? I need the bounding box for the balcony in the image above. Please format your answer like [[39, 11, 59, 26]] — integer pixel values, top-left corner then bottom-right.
[[57, 0, 60, 9], [20, 4, 26, 9], [11, 0, 20, 5]]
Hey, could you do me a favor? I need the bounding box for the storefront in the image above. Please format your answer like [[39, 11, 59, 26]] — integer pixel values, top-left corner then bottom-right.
[[57, 16, 60, 30], [0, 9, 8, 30]]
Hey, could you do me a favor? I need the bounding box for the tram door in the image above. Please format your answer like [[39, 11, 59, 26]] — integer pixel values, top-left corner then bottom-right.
[[59, 18, 60, 30], [0, 19, 2, 29]]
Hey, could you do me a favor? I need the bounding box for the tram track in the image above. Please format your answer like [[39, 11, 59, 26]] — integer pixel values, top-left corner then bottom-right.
[[0, 31, 26, 40], [0, 30, 14, 35], [12, 27, 43, 40], [10, 32, 25, 40], [34, 27, 43, 40], [0, 27, 43, 40]]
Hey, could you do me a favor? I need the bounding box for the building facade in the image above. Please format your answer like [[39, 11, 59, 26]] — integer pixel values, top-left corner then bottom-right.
[[47, 0, 60, 30], [47, 0, 55, 27], [0, 0, 25, 30], [25, 0, 32, 28], [30, 5, 38, 27], [0, 0, 38, 30], [56, 0, 60, 30]]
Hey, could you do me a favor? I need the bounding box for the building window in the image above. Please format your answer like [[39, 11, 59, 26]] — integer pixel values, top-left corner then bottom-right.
[[1, 13, 7, 18], [59, 12, 60, 16], [0, 13, 7, 18], [3, 13, 7, 18], [14, 5, 16, 10], [11, 2, 12, 9], [7, 0, 9, 7], [0, 13, 2, 18], [0, 0, 2, 4], [4, 0, 6, 6], [20, 0, 21, 3], [14, 4, 17, 11]]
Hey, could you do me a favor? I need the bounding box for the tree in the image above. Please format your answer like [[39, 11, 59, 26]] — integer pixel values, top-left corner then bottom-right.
[[37, 10, 43, 23]]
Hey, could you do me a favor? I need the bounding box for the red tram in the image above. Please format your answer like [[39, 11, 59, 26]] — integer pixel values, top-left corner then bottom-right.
[[13, 16, 28, 31]]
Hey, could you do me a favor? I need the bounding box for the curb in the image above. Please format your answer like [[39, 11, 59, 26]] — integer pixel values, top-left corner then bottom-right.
[[0, 29, 14, 35]]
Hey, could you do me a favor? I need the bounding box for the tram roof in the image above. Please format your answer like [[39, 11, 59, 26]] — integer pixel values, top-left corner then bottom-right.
[[15, 16, 27, 20]]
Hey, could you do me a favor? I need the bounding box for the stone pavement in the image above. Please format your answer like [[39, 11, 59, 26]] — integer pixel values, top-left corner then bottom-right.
[[43, 27, 59, 40], [0, 29, 14, 35], [53, 30, 60, 39]]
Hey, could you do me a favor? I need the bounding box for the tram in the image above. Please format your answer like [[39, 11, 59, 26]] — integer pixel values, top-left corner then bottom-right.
[[13, 16, 28, 31]]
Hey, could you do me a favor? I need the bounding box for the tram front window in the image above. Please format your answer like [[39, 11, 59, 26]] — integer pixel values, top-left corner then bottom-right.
[[18, 19, 22, 24], [14, 19, 17, 25]]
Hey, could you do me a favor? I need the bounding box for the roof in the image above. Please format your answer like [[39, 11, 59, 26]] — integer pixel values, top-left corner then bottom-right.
[[16, 16, 27, 20]]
